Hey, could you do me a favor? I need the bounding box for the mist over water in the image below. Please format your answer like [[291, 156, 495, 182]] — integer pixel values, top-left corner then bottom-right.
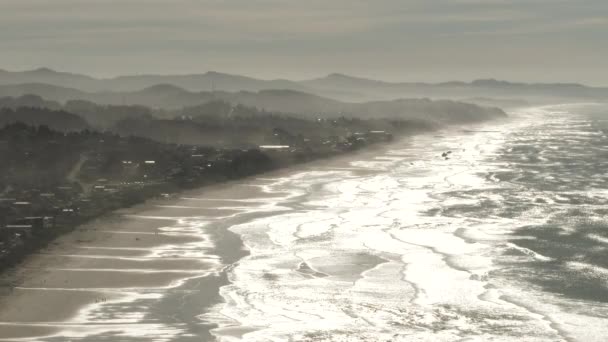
[[202, 104, 608, 341]]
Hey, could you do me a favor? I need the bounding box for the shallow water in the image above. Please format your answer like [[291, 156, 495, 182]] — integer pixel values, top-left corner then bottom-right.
[[206, 104, 608, 341]]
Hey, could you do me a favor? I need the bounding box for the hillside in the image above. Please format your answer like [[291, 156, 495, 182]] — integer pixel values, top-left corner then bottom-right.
[[107, 71, 311, 93], [113, 101, 434, 147], [0, 68, 99, 91], [0, 83, 506, 124], [0, 107, 89, 132], [0, 94, 62, 110]]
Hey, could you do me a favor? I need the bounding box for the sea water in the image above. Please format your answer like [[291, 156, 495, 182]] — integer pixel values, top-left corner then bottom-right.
[[207, 104, 608, 341]]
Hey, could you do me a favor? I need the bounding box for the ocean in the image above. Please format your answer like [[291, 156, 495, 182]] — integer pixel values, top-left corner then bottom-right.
[[205, 104, 608, 341]]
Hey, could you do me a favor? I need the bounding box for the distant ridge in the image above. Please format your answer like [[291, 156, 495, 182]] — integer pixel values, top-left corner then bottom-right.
[[0, 68, 310, 94], [0, 81, 506, 126], [0, 68, 607, 103], [304, 74, 608, 102], [0, 82, 338, 112]]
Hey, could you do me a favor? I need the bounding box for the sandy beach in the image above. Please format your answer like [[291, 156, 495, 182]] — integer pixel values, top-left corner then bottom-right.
[[0, 144, 383, 341], [0, 175, 294, 341]]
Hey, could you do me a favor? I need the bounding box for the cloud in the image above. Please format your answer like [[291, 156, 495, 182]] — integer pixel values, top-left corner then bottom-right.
[[0, 0, 606, 84], [1, 0, 601, 39]]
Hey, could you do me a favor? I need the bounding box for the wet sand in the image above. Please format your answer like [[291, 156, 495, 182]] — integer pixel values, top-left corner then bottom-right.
[[0, 177, 291, 341]]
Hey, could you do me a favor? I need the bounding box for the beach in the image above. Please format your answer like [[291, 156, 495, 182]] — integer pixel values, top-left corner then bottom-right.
[[0, 143, 388, 341], [0, 177, 290, 341]]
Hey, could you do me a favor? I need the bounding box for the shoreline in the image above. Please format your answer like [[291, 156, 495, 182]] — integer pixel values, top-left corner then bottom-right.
[[0, 136, 402, 341], [0, 132, 395, 275], [0, 117, 504, 341], [0, 176, 293, 340]]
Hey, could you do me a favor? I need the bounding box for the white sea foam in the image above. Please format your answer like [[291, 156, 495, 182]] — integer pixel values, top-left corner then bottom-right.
[[206, 104, 608, 341]]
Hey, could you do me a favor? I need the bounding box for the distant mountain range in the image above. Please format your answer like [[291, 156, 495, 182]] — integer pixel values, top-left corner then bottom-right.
[[0, 83, 334, 113], [1, 68, 607, 103], [0, 84, 505, 125], [0, 68, 309, 93], [303, 73, 608, 103]]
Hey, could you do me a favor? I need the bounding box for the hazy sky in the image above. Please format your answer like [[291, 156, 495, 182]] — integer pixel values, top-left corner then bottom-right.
[[1, 0, 607, 85]]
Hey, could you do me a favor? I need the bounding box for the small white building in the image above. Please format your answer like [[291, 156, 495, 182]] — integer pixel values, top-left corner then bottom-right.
[[259, 145, 290, 150]]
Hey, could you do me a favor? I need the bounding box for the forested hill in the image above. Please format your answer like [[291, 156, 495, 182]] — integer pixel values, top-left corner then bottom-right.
[[0, 107, 89, 132], [0, 85, 506, 125]]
